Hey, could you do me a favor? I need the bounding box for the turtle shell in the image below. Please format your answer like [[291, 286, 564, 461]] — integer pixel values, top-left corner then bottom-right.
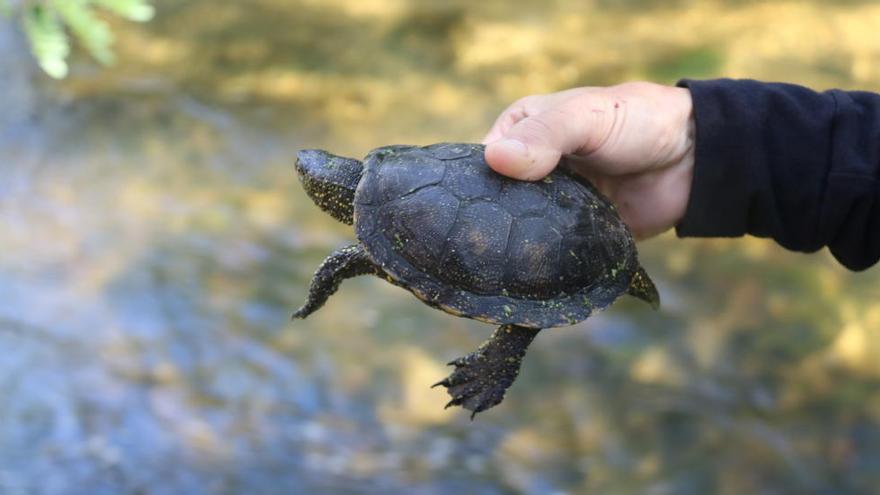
[[353, 143, 639, 328]]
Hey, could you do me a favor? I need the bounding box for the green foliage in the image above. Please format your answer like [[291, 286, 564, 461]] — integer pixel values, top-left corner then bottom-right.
[[8, 0, 154, 78], [21, 5, 69, 78]]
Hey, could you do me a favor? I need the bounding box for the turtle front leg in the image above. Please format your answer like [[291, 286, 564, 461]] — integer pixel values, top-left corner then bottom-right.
[[433, 325, 541, 419], [293, 244, 379, 319]]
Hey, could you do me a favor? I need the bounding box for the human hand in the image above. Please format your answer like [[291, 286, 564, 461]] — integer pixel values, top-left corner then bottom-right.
[[483, 82, 695, 240]]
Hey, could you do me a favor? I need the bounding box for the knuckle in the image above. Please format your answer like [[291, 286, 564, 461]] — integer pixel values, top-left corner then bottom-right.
[[498, 105, 528, 127], [512, 93, 549, 113]]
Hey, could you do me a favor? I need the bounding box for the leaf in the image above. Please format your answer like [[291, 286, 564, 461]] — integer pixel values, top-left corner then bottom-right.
[[52, 0, 115, 65], [22, 5, 70, 79], [92, 0, 155, 22], [16, 0, 155, 77]]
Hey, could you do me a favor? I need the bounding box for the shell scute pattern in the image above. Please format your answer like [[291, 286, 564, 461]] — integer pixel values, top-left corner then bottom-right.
[[422, 142, 476, 160], [356, 144, 446, 206], [499, 180, 552, 217], [383, 186, 460, 269], [441, 158, 504, 201], [353, 143, 639, 328], [505, 216, 563, 298], [439, 200, 513, 293]]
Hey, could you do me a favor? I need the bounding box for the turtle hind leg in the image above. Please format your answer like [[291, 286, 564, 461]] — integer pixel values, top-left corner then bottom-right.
[[432, 325, 541, 419], [292, 244, 378, 319], [627, 266, 660, 310]]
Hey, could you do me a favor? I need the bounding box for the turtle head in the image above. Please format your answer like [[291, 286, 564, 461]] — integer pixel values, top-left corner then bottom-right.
[[295, 149, 363, 225]]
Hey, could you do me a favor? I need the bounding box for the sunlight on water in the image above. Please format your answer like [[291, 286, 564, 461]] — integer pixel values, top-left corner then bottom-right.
[[3, 1, 880, 493]]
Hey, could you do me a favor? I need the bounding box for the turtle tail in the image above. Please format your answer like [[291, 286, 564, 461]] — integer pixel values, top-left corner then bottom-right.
[[627, 266, 660, 310]]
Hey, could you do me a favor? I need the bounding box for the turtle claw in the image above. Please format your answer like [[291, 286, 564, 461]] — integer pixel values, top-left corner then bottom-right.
[[446, 357, 466, 366], [433, 350, 506, 417], [434, 351, 519, 419], [433, 325, 539, 419], [433, 325, 540, 418]]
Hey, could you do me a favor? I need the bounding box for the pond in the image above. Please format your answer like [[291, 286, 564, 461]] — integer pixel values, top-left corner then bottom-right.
[[3, 1, 880, 493]]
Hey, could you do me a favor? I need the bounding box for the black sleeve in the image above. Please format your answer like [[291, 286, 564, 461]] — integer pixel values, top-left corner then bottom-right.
[[675, 78, 880, 271]]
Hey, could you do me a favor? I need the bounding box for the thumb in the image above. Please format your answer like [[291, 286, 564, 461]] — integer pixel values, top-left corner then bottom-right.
[[484, 107, 590, 181]]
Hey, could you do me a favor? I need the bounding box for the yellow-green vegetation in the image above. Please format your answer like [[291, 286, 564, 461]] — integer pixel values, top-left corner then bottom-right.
[[4, 0, 880, 493], [7, 0, 154, 78]]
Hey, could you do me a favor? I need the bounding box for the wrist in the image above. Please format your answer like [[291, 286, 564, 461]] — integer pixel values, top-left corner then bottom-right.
[[670, 87, 695, 228]]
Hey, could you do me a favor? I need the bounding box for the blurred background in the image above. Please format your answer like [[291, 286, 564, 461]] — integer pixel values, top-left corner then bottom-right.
[[3, 0, 880, 493]]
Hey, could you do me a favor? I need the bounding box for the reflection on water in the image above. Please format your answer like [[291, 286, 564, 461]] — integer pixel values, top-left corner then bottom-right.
[[3, 1, 880, 493]]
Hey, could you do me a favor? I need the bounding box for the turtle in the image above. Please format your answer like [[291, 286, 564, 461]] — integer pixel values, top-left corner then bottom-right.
[[293, 142, 659, 418]]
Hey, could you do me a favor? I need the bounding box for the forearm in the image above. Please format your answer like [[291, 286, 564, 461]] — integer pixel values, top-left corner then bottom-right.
[[676, 78, 880, 270]]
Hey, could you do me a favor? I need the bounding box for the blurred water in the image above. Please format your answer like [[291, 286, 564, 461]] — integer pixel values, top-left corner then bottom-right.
[[3, 1, 880, 494]]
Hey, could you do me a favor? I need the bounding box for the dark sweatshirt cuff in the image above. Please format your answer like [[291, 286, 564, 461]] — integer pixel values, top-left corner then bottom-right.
[[673, 78, 837, 250], [674, 79, 753, 238], [674, 78, 880, 270]]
